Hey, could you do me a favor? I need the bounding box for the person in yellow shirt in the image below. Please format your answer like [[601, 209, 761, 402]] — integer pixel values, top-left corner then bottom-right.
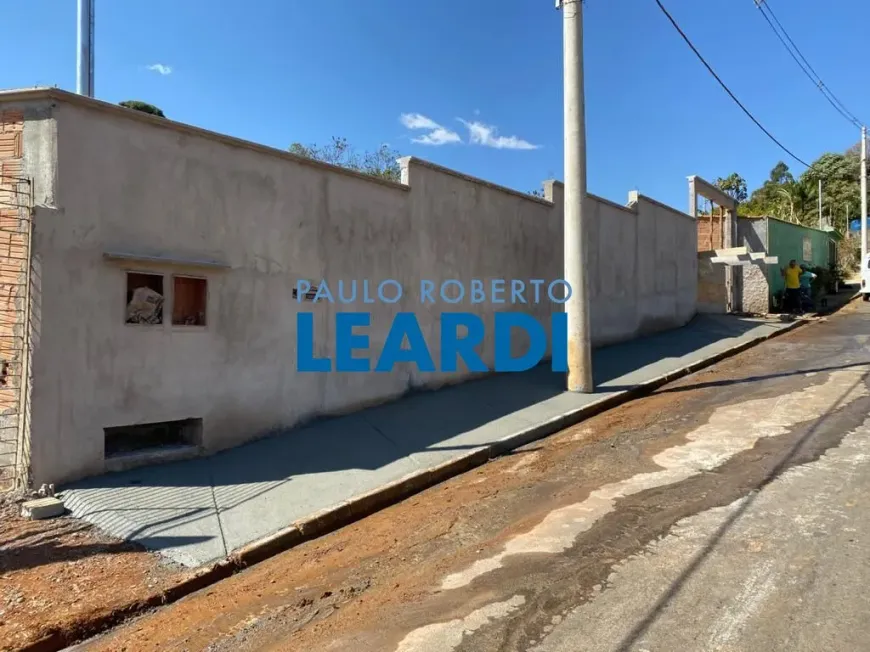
[[781, 259, 802, 314]]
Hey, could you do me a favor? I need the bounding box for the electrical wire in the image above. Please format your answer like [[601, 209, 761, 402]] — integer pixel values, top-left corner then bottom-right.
[[753, 0, 862, 129], [763, 1, 862, 127], [653, 0, 812, 168]]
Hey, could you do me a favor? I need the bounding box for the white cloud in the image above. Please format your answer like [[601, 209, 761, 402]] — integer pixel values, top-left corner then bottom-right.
[[399, 113, 462, 146], [411, 127, 462, 146], [400, 113, 440, 130], [147, 64, 172, 76], [458, 118, 539, 150]]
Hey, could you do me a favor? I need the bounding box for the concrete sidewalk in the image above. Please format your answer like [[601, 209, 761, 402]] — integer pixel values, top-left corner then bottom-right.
[[62, 314, 797, 567]]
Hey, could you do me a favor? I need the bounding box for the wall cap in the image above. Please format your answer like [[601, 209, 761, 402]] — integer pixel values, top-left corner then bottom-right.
[[0, 87, 411, 192], [398, 156, 554, 206]]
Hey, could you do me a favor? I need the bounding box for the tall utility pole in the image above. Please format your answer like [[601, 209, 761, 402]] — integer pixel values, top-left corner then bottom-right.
[[559, 0, 593, 393], [861, 125, 867, 266], [818, 178, 823, 229], [76, 0, 94, 97]]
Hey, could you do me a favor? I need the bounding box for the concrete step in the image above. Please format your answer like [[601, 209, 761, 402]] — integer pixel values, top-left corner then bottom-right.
[[21, 496, 66, 520]]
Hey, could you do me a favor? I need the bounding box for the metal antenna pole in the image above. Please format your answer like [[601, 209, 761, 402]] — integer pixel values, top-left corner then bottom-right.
[[76, 0, 94, 96], [818, 178, 822, 229]]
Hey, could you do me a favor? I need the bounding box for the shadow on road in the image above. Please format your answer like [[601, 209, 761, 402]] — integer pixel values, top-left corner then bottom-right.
[[0, 534, 212, 573], [652, 361, 870, 395], [614, 369, 869, 652]]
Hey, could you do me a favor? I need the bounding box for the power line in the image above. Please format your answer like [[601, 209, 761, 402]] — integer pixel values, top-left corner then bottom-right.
[[752, 0, 862, 129], [653, 0, 811, 168], [763, 1, 862, 127], [754, 1, 858, 127]]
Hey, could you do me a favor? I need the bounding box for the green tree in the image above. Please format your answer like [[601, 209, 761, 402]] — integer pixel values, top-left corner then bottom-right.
[[289, 137, 401, 182], [768, 161, 794, 186], [798, 151, 860, 232], [740, 149, 861, 232], [743, 161, 805, 221], [773, 182, 809, 223], [714, 173, 748, 204], [119, 100, 165, 118]]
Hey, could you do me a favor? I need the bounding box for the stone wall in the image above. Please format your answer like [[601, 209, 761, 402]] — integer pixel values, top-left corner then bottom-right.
[[737, 218, 771, 314]]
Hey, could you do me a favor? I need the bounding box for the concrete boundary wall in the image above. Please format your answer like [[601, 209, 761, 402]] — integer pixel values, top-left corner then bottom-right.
[[697, 251, 728, 314], [0, 88, 697, 484]]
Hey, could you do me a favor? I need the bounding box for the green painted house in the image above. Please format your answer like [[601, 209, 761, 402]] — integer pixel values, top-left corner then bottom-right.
[[737, 216, 841, 311]]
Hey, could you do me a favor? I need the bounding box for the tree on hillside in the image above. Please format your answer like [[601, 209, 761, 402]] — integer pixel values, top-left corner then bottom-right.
[[119, 100, 165, 118], [845, 140, 863, 159], [797, 151, 860, 232], [735, 147, 861, 232], [744, 161, 804, 221], [768, 161, 795, 186], [714, 173, 748, 204], [289, 137, 402, 182], [773, 182, 809, 223]]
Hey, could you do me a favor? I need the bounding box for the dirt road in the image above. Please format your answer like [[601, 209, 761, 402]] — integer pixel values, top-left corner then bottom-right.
[[77, 300, 870, 651]]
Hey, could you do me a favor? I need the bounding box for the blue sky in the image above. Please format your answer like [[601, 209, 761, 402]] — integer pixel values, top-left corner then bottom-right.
[[5, 0, 869, 210]]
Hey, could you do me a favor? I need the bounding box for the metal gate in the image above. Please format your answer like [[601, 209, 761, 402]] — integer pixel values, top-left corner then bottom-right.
[[0, 173, 33, 492]]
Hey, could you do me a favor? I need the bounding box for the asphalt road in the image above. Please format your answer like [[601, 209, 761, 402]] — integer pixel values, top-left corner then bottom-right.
[[78, 299, 870, 652]]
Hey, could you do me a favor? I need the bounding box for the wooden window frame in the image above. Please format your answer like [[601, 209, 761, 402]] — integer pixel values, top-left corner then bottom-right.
[[171, 274, 208, 329], [124, 270, 166, 327]]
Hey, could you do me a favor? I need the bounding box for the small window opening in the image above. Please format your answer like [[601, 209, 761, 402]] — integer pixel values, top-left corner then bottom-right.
[[173, 276, 207, 326], [104, 418, 203, 458], [292, 281, 318, 301], [126, 272, 164, 325]]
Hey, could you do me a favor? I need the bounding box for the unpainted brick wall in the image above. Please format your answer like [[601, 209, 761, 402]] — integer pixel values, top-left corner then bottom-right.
[[0, 110, 27, 487], [696, 213, 724, 252]]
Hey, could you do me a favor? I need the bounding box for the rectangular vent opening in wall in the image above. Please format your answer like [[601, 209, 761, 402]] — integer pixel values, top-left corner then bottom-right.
[[292, 283, 319, 302], [104, 418, 203, 459]]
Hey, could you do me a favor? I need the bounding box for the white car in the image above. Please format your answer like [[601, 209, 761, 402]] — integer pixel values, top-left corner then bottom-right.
[[863, 253, 870, 301]]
